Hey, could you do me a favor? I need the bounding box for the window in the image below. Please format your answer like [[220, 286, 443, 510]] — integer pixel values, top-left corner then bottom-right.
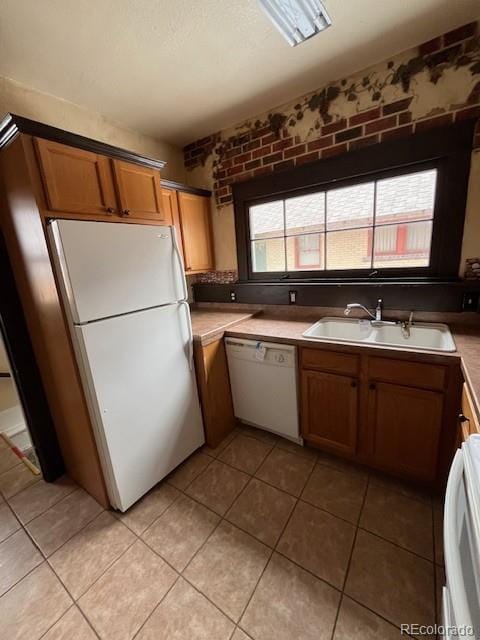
[[248, 168, 437, 275]]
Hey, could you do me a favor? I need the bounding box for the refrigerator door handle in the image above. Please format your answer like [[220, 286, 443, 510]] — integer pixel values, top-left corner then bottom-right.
[[171, 226, 188, 302], [180, 300, 194, 370]]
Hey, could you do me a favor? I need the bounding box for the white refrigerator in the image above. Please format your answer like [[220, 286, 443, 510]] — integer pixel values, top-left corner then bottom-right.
[[48, 219, 205, 512]]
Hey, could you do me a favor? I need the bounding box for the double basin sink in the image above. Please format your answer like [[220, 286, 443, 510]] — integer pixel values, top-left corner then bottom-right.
[[303, 317, 456, 352]]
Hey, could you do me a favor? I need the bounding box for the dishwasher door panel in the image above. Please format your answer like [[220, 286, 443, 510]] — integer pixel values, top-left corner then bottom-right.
[[225, 339, 300, 442]]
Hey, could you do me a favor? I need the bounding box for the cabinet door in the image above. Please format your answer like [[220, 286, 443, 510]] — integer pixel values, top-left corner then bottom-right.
[[177, 192, 214, 273], [369, 381, 443, 483], [161, 188, 184, 260], [111, 159, 165, 221], [34, 138, 117, 216], [301, 370, 358, 456]]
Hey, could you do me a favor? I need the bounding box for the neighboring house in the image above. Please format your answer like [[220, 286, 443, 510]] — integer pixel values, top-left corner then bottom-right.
[[249, 169, 436, 272]]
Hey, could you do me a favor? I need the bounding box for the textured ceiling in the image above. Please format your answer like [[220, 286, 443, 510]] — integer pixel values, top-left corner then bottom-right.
[[0, 0, 479, 146]]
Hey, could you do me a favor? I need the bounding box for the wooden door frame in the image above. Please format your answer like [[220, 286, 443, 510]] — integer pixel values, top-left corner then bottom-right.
[[0, 232, 64, 481]]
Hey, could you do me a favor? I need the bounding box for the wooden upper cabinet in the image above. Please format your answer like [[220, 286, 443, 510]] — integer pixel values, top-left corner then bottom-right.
[[34, 138, 117, 216], [177, 192, 214, 273], [368, 381, 443, 483], [301, 369, 358, 456], [111, 159, 165, 221]]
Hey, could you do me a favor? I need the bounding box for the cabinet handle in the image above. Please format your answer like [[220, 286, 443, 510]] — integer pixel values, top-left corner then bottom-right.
[[106, 207, 116, 214], [459, 413, 470, 424], [121, 209, 130, 217], [350, 380, 357, 388], [369, 383, 376, 391]]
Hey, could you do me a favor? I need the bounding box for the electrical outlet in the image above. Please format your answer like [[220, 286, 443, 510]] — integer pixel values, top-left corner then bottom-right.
[[289, 290, 297, 304], [462, 292, 479, 311], [230, 290, 236, 302]]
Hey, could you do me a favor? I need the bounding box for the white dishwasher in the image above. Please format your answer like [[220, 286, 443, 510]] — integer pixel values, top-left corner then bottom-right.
[[225, 338, 300, 443]]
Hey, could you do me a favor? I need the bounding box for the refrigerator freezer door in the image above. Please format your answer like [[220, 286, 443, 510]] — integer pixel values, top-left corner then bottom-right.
[[74, 303, 204, 511], [49, 219, 184, 323]]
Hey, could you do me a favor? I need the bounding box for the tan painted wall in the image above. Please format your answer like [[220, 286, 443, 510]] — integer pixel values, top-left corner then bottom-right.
[[0, 76, 185, 181]]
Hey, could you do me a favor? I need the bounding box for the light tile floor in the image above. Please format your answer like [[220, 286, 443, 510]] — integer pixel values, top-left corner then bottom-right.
[[0, 424, 444, 640]]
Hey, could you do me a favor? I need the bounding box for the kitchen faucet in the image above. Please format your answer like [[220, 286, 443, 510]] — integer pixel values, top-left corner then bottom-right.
[[344, 298, 395, 325]]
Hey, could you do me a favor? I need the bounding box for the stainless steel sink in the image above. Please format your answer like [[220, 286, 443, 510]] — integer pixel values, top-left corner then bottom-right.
[[302, 317, 456, 352]]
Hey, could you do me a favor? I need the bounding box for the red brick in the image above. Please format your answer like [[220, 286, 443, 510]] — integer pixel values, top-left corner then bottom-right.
[[216, 186, 230, 197], [252, 145, 272, 159], [183, 141, 197, 153], [349, 108, 381, 127], [185, 158, 200, 169], [261, 133, 276, 145], [227, 165, 244, 176], [243, 139, 261, 152], [296, 151, 319, 166], [336, 126, 363, 143], [272, 138, 293, 152], [349, 134, 379, 150], [382, 98, 413, 116], [415, 113, 453, 132], [455, 106, 480, 121], [253, 165, 273, 177], [273, 159, 295, 172], [284, 144, 306, 159], [381, 125, 414, 141], [365, 115, 397, 134], [419, 37, 442, 56], [251, 126, 271, 139], [262, 152, 283, 165], [321, 143, 347, 159], [233, 152, 251, 165], [444, 22, 477, 46], [307, 135, 333, 151], [322, 119, 347, 135], [226, 147, 241, 159], [219, 195, 233, 205], [398, 111, 412, 125], [245, 158, 262, 170]]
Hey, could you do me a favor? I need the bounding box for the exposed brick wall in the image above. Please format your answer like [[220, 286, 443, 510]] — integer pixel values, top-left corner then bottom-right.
[[184, 22, 480, 210]]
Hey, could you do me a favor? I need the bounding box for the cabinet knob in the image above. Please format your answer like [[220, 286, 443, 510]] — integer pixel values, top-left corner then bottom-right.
[[106, 207, 116, 214], [369, 383, 376, 391], [459, 413, 469, 424], [350, 380, 357, 388], [121, 209, 130, 217]]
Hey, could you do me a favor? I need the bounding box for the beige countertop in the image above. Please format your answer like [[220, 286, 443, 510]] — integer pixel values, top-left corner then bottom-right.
[[190, 310, 254, 345], [191, 308, 480, 418]]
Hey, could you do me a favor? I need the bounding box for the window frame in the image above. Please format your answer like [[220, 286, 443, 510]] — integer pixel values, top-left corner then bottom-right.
[[233, 120, 474, 283]]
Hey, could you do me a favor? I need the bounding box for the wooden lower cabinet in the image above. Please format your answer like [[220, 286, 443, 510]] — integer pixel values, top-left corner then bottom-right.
[[194, 338, 235, 448], [368, 381, 443, 483], [300, 346, 460, 487], [301, 369, 358, 456]]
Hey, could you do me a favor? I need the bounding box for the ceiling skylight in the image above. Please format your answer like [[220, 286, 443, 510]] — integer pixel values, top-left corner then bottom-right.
[[259, 0, 332, 47]]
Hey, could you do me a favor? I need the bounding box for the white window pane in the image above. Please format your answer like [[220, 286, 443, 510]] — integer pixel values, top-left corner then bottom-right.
[[326, 182, 374, 230], [326, 229, 371, 270], [285, 193, 325, 235], [373, 221, 432, 268], [249, 201, 284, 239], [376, 169, 436, 225], [287, 234, 324, 271], [251, 238, 285, 272]]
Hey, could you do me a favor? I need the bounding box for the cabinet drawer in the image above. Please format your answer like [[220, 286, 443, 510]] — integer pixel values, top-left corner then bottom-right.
[[301, 348, 359, 376], [368, 356, 446, 391]]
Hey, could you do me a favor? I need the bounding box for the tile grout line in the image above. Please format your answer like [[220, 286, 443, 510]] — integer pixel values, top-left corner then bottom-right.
[[234, 444, 322, 634], [329, 469, 371, 640], [1, 429, 442, 640]]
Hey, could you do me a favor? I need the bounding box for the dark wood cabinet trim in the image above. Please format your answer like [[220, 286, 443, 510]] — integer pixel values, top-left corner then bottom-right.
[[0, 113, 166, 170]]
